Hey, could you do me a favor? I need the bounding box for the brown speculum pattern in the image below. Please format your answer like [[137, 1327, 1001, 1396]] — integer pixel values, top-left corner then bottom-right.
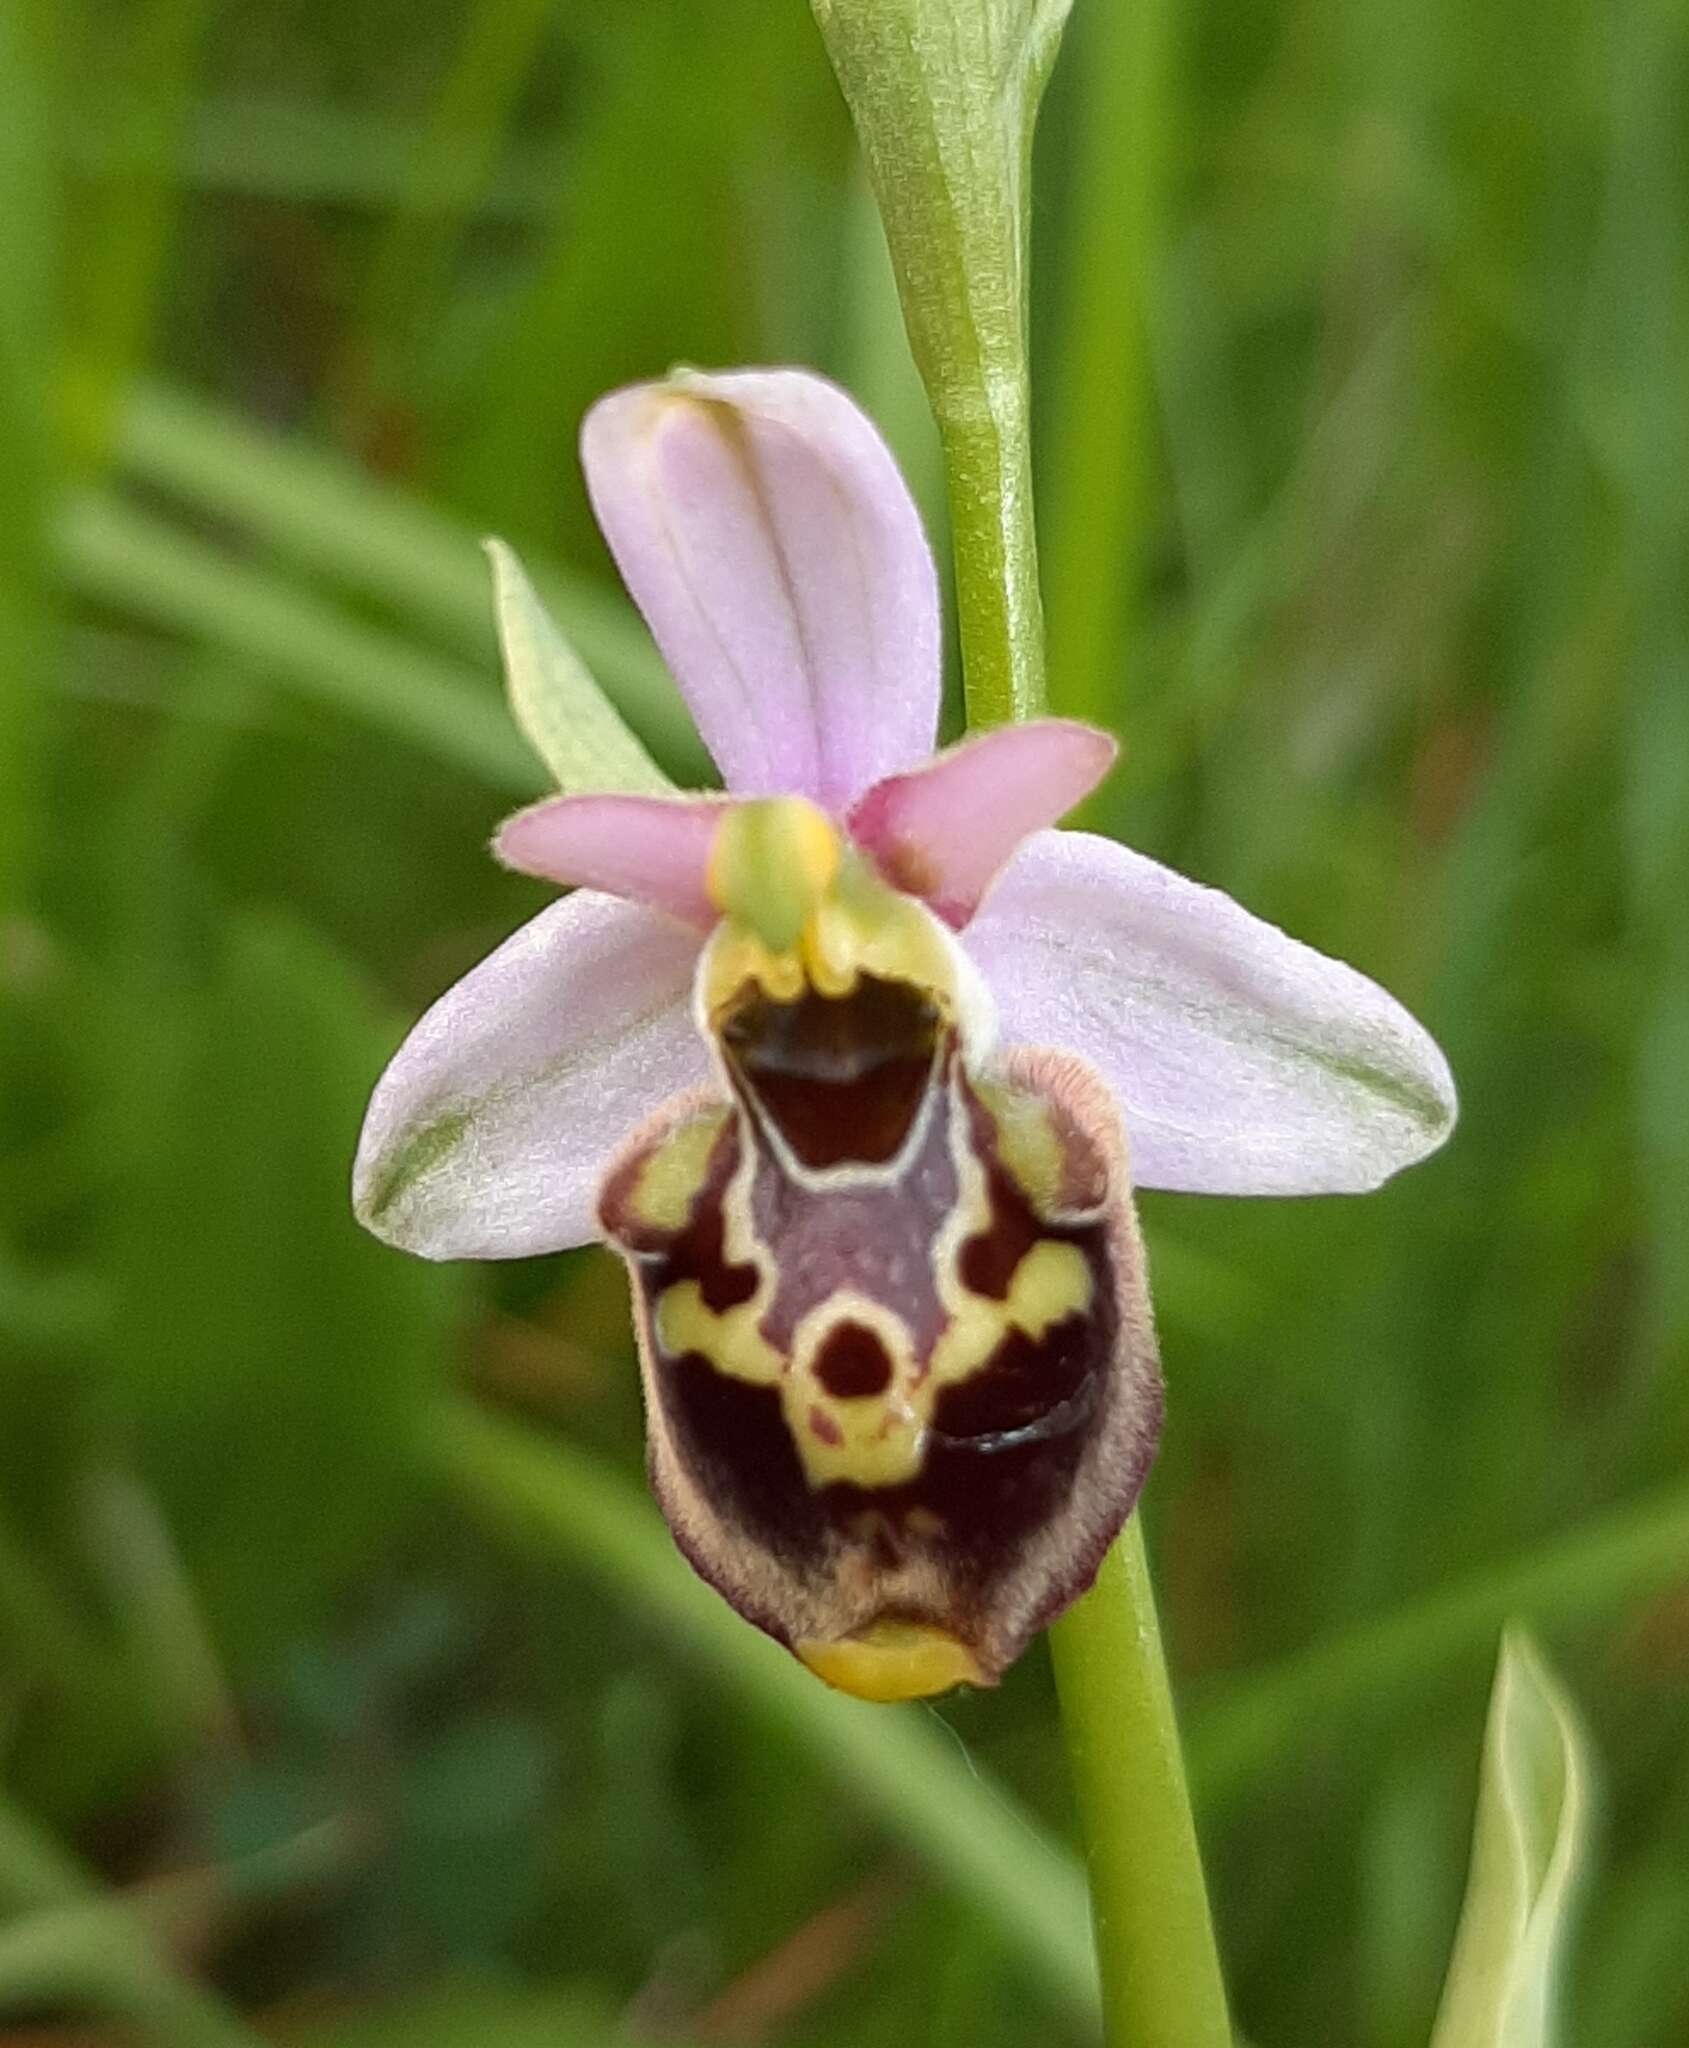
[[599, 972, 1162, 1694]]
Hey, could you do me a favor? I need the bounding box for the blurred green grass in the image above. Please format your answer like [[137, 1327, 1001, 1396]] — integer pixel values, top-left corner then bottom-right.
[[1, 0, 1686, 2043]]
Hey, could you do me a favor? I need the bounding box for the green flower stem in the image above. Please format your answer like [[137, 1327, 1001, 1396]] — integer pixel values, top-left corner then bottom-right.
[[811, 0, 1069, 726], [1022, 23, 1229, 2014], [814, 8, 1228, 2038], [1049, 1519, 1232, 2048], [938, 392, 1047, 726]]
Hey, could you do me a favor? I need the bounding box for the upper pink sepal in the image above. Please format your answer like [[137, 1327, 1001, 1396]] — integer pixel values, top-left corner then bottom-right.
[[581, 369, 942, 813], [847, 719, 1117, 927], [494, 791, 730, 929]]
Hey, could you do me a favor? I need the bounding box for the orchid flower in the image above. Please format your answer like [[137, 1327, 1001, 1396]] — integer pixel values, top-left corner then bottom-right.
[[354, 368, 1456, 1703]]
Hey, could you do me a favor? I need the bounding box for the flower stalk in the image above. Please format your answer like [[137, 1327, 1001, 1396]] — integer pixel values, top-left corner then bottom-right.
[[815, 4, 1232, 2039], [1049, 1521, 1233, 2048], [811, 0, 1068, 726]]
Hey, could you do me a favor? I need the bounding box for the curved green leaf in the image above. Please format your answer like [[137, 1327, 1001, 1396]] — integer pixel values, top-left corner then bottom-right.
[[1429, 1630, 1590, 2048]]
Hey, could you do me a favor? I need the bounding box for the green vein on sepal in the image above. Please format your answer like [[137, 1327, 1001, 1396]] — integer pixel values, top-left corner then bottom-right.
[[360, 1108, 473, 1230]]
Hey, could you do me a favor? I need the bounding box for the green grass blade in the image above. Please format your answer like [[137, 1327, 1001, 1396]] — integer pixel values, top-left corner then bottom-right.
[[0, 1795, 263, 2048], [340, 0, 557, 396], [1041, 0, 1172, 747], [55, 488, 542, 791], [0, 0, 58, 918], [304, 1983, 648, 2048], [0, 1899, 263, 2048], [428, 1401, 1100, 2026], [1582, 0, 1689, 1389], [67, 92, 554, 213], [66, 0, 213, 462], [112, 381, 704, 769], [1191, 1480, 1689, 1808]]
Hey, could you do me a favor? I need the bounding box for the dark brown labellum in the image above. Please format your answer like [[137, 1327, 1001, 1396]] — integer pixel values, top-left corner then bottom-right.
[[598, 972, 1162, 1699]]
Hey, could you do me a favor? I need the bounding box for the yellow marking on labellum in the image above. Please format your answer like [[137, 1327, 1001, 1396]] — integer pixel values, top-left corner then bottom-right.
[[976, 1079, 1066, 1213], [653, 1065, 1098, 1493], [928, 1240, 1094, 1390], [655, 910, 1098, 1501], [624, 1108, 729, 1232], [923, 1077, 1011, 1381], [701, 817, 970, 1039], [785, 1292, 923, 1490], [796, 1619, 985, 1701], [654, 1279, 781, 1387], [910, 1076, 1095, 1390], [767, 1232, 1091, 1492], [1006, 1240, 1093, 1333]]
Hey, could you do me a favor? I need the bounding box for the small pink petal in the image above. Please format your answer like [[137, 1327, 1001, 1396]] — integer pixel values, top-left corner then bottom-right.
[[966, 830, 1458, 1196], [494, 792, 730, 929], [352, 893, 710, 1259], [582, 369, 941, 811], [848, 720, 1117, 927]]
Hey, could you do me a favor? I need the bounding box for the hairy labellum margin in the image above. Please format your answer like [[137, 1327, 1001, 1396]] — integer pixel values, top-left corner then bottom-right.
[[599, 967, 1162, 1701]]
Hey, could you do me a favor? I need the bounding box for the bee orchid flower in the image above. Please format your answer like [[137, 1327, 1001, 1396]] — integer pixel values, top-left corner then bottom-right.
[[354, 368, 1456, 1702]]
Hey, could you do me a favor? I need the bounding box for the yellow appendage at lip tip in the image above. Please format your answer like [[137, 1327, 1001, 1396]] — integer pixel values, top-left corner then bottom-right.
[[797, 1620, 985, 1701]]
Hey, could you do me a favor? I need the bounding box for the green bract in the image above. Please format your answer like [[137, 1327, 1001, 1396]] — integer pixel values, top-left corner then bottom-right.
[[1430, 1631, 1590, 2048], [485, 539, 671, 798]]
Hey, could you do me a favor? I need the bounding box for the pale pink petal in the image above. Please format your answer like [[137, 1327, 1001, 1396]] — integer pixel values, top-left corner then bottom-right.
[[848, 721, 1117, 927], [582, 368, 941, 811], [965, 831, 1457, 1196], [494, 792, 731, 929], [353, 894, 710, 1259]]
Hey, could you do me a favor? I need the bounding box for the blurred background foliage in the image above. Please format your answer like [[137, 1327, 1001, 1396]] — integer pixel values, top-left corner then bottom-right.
[[0, 0, 1686, 2043]]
